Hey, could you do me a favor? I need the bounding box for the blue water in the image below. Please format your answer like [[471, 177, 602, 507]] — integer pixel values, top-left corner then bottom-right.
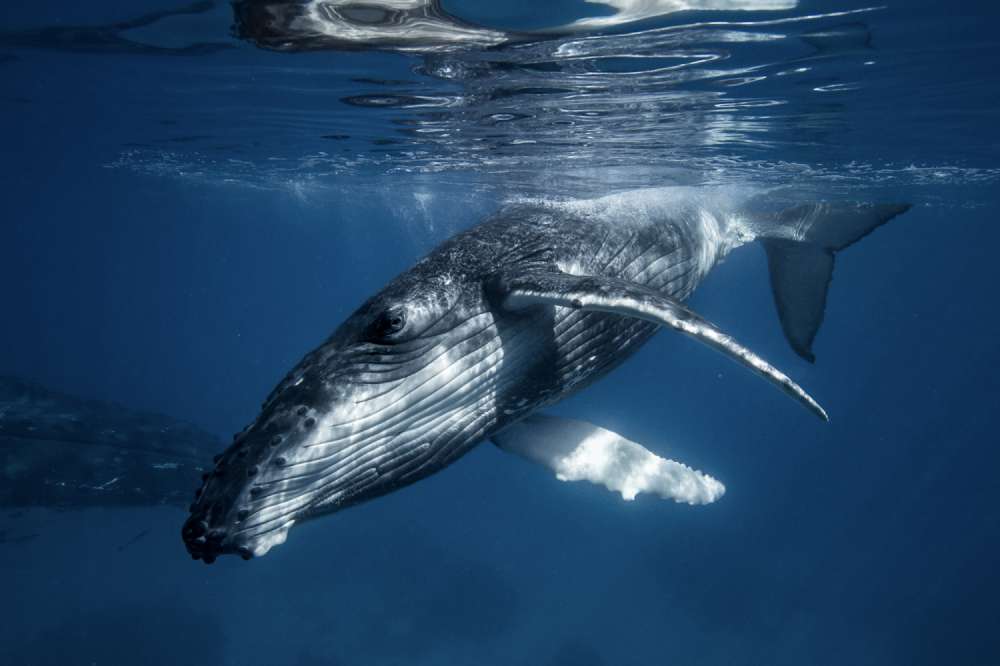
[[2, 1, 999, 664]]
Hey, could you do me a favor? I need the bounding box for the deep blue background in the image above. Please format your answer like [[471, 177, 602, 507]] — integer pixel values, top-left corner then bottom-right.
[[2, 1, 999, 665]]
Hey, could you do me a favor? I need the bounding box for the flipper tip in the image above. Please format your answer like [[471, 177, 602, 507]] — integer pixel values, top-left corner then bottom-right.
[[796, 387, 828, 421]]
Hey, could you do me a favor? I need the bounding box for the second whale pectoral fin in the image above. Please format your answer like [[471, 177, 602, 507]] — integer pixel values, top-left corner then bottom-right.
[[491, 269, 829, 421], [492, 414, 725, 505]]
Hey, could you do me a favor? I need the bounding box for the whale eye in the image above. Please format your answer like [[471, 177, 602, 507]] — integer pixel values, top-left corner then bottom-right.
[[367, 307, 407, 342]]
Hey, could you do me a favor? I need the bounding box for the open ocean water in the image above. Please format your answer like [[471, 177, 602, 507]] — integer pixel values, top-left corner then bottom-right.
[[1, 1, 999, 664]]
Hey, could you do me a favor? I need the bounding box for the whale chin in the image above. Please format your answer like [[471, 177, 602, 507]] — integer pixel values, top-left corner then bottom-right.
[[245, 523, 295, 558], [183, 511, 296, 563]]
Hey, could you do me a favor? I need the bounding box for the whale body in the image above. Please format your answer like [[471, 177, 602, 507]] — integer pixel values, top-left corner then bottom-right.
[[183, 190, 908, 562], [0, 376, 217, 509]]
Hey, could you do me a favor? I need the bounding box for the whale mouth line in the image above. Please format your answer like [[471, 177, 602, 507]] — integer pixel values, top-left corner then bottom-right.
[[181, 303, 508, 562], [182, 512, 297, 563]]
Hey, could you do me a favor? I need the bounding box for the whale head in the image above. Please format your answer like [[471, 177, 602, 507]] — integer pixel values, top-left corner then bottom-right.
[[181, 263, 517, 562]]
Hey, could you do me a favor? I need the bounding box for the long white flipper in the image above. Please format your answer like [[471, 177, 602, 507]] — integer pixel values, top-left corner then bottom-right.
[[492, 270, 828, 421], [493, 415, 725, 505]]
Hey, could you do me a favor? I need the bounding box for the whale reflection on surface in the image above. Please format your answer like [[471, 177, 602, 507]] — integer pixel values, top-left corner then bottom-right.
[[231, 0, 801, 53], [106, 1, 920, 196], [232, 0, 510, 53]]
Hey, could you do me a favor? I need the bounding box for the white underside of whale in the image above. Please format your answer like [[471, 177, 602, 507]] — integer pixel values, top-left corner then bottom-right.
[[494, 414, 725, 505]]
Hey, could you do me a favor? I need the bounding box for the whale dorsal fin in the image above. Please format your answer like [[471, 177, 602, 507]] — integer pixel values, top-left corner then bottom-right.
[[492, 269, 828, 421], [492, 414, 724, 505]]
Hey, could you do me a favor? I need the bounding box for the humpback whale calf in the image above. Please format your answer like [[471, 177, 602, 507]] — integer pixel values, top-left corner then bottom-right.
[[183, 190, 909, 562]]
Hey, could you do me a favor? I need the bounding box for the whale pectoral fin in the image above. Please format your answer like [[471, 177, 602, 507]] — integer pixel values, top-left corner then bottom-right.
[[493, 270, 828, 421], [492, 414, 725, 505]]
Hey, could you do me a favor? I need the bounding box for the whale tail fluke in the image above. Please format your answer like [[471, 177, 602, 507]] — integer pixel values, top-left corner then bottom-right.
[[760, 202, 911, 362]]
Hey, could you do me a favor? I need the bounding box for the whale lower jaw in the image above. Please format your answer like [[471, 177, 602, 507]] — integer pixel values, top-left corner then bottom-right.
[[248, 520, 295, 558]]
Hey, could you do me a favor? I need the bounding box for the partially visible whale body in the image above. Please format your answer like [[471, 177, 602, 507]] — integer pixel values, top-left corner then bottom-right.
[[183, 190, 909, 562], [0, 376, 218, 509]]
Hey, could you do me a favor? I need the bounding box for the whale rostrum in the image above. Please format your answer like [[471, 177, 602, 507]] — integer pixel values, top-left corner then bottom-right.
[[182, 191, 910, 562]]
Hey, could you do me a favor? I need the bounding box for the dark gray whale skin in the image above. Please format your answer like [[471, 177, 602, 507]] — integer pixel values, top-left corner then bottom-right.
[[182, 199, 729, 562], [0, 376, 217, 509]]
